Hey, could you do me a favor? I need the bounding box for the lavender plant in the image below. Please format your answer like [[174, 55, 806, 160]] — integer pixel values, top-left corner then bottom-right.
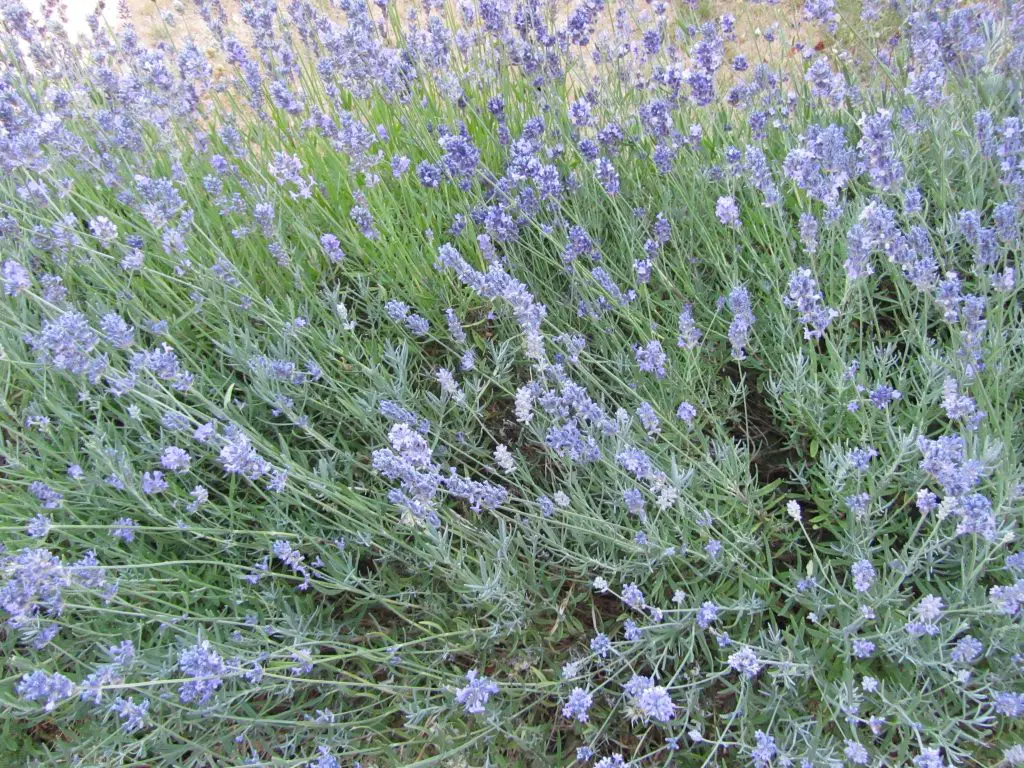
[[0, 0, 1022, 765]]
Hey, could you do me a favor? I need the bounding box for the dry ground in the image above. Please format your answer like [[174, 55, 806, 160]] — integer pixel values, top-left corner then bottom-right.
[[26, 0, 830, 67]]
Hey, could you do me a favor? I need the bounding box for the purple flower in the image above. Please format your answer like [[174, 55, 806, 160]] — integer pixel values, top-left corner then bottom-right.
[[676, 402, 697, 426], [993, 201, 1018, 242], [89, 216, 118, 246], [784, 124, 856, 207], [444, 308, 466, 344], [635, 339, 667, 378], [941, 378, 984, 430], [858, 110, 903, 191], [99, 313, 135, 349], [913, 594, 944, 623], [715, 196, 741, 228], [847, 446, 878, 472], [434, 243, 548, 363], [350, 204, 378, 240], [372, 422, 442, 526], [435, 367, 465, 404], [130, 345, 193, 391], [27, 514, 51, 538], [951, 635, 983, 663], [379, 401, 430, 435], [454, 670, 498, 714], [904, 186, 924, 214], [417, 161, 441, 188], [751, 730, 777, 768], [591, 267, 635, 306], [805, 57, 846, 107], [563, 225, 595, 266], [439, 132, 480, 189], [194, 422, 217, 443], [595, 157, 620, 195], [916, 489, 938, 513], [29, 481, 63, 509], [110, 517, 139, 543], [851, 559, 876, 592], [696, 600, 720, 629], [160, 446, 191, 474], [652, 143, 676, 173], [621, 673, 649, 698], [219, 426, 271, 481], [441, 469, 507, 513], [634, 683, 676, 723], [2, 259, 30, 296], [846, 492, 871, 518], [141, 471, 168, 495], [917, 434, 985, 497], [636, 402, 661, 436], [178, 640, 227, 704], [16, 670, 75, 711], [677, 303, 702, 349], [913, 749, 947, 768], [852, 638, 876, 658], [562, 687, 593, 722], [110, 696, 149, 733], [744, 145, 781, 206], [995, 691, 1024, 717], [727, 285, 756, 360], [621, 582, 646, 610], [319, 233, 345, 264], [868, 384, 902, 409], [569, 99, 593, 128], [265, 469, 288, 493], [688, 71, 716, 106], [804, 0, 838, 31], [391, 155, 411, 178], [844, 740, 869, 765], [623, 488, 646, 518], [28, 311, 106, 382], [40, 274, 66, 304], [727, 647, 762, 678], [109, 640, 136, 666], [784, 268, 838, 340], [268, 152, 312, 199], [634, 258, 653, 285], [623, 619, 642, 641]]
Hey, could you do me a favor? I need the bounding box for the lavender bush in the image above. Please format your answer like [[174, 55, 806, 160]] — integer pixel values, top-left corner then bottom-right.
[[1, 0, 1022, 765]]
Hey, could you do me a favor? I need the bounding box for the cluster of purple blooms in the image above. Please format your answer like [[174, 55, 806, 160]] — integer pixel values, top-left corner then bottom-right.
[[454, 670, 499, 715], [177, 640, 229, 705], [372, 422, 508, 526], [784, 268, 838, 340], [384, 299, 430, 336], [1, 0, 1022, 765], [726, 285, 756, 360]]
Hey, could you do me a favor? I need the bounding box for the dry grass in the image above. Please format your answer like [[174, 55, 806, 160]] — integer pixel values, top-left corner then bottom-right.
[[25, 0, 836, 93], [117, 0, 827, 62]]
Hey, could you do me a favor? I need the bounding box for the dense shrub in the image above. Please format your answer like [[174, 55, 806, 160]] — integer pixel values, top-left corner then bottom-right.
[[0, 0, 1022, 765]]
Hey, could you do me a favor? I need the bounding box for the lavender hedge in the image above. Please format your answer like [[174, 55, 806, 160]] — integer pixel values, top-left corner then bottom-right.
[[1, 0, 1023, 766]]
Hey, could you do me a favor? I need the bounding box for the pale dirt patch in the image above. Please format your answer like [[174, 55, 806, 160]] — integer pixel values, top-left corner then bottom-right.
[[19, 0, 833, 104], [30, 0, 823, 64], [21, 0, 118, 39]]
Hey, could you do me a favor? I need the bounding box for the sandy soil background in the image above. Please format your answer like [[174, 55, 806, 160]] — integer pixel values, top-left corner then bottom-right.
[[22, 0, 114, 38], [20, 0, 823, 61]]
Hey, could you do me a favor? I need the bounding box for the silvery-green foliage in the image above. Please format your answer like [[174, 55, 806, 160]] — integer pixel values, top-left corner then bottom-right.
[[0, 0, 1022, 765]]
